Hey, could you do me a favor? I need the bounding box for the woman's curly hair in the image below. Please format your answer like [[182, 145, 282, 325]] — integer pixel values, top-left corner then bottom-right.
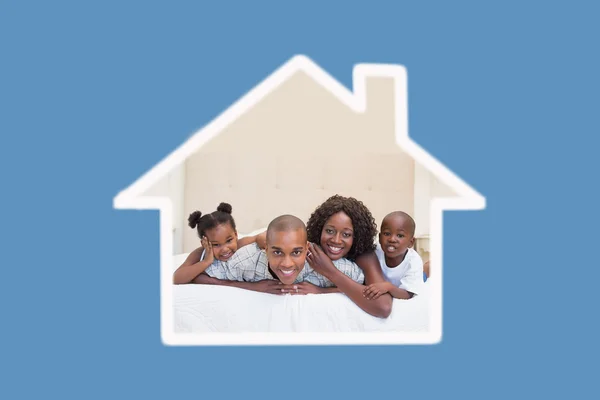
[[306, 195, 377, 261]]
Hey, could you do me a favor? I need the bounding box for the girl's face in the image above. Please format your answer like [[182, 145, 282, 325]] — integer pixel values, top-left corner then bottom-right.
[[319, 211, 354, 261], [204, 223, 238, 261]]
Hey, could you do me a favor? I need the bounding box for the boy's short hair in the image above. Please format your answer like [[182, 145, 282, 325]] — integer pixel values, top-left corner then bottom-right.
[[382, 211, 416, 237]]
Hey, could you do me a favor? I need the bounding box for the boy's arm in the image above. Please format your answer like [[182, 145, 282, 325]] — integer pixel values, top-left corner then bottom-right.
[[387, 284, 413, 299], [397, 253, 424, 296], [364, 282, 414, 300], [364, 255, 422, 299], [173, 247, 212, 284]]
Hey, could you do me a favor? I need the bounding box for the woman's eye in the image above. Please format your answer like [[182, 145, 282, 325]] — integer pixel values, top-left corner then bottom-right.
[[326, 229, 334, 234], [213, 244, 220, 247], [343, 232, 352, 238]]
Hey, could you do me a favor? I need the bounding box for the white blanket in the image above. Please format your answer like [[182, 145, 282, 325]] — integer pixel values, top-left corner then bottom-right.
[[173, 282, 430, 333], [171, 252, 429, 333]]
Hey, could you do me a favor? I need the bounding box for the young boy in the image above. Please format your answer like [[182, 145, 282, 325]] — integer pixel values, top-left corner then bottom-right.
[[363, 211, 424, 300], [194, 214, 364, 294]]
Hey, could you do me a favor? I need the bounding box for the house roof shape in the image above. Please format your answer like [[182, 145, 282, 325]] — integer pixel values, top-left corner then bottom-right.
[[114, 54, 485, 211]]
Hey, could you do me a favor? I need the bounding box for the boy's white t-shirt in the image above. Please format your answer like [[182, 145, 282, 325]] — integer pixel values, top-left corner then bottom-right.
[[375, 243, 424, 295]]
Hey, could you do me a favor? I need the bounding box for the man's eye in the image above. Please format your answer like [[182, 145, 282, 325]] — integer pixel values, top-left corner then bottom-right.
[[273, 251, 282, 256], [292, 251, 301, 256]]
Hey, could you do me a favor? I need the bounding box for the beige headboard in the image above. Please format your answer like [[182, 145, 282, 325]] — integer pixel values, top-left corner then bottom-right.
[[140, 71, 456, 255], [182, 72, 416, 253]]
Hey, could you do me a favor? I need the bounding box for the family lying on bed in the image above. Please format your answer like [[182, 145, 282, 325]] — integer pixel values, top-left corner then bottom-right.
[[173, 195, 426, 318]]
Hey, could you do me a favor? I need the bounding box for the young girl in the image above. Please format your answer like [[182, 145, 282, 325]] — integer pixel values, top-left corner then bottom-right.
[[292, 195, 393, 318], [173, 202, 264, 284]]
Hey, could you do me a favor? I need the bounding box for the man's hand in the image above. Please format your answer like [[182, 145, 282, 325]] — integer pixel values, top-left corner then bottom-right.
[[363, 282, 393, 300], [280, 282, 322, 295], [252, 279, 285, 295]]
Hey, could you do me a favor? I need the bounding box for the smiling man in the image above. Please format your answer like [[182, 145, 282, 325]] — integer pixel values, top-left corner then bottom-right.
[[194, 215, 364, 294]]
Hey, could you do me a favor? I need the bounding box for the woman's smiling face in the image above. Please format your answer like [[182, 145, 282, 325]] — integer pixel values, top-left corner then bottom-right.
[[319, 211, 354, 261]]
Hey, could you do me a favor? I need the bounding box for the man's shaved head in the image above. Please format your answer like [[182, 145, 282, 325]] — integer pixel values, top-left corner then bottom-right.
[[265, 215, 309, 284], [266, 215, 307, 244]]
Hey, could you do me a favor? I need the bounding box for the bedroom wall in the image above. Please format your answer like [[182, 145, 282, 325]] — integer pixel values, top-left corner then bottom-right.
[[142, 164, 186, 254], [413, 162, 457, 263], [182, 72, 415, 253]]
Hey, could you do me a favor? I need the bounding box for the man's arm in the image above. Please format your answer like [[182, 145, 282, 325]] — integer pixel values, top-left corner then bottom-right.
[[192, 273, 285, 295]]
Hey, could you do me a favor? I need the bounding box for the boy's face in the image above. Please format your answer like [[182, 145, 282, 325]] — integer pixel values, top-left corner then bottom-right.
[[265, 228, 308, 284], [378, 214, 414, 259], [320, 211, 354, 261], [205, 223, 238, 261]]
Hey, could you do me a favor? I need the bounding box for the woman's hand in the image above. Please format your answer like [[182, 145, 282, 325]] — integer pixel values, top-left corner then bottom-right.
[[200, 236, 214, 264], [306, 242, 338, 279]]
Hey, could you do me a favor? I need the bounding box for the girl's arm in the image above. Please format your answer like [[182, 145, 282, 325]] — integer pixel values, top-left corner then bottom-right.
[[237, 231, 267, 249], [173, 238, 214, 284], [306, 243, 392, 318]]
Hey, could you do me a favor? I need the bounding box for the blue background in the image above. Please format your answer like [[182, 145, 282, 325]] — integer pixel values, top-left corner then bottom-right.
[[1, 1, 598, 398]]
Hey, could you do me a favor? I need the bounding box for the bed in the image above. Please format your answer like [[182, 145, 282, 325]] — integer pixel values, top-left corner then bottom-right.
[[172, 253, 430, 334]]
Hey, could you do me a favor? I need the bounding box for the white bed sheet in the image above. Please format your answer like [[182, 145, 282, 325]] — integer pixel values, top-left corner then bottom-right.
[[172, 252, 429, 333], [173, 282, 429, 333]]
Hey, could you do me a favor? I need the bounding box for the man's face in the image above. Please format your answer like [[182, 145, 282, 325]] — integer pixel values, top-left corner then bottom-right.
[[265, 228, 308, 284]]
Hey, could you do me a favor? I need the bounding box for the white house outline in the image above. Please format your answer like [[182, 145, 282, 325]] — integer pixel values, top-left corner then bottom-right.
[[113, 55, 486, 346]]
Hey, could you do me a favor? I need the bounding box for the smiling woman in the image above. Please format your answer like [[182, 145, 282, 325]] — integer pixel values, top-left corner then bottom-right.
[[305, 195, 393, 318]]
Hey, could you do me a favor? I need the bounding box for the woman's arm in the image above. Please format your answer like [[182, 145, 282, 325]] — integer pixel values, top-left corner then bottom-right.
[[306, 243, 392, 318]]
